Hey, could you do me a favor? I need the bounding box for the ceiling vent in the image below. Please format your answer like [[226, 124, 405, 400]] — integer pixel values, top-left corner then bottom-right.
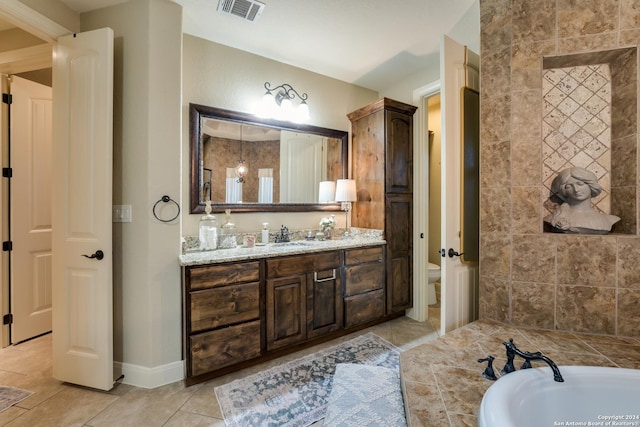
[[217, 0, 265, 23]]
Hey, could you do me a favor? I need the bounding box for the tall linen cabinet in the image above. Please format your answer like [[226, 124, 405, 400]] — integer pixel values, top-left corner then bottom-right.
[[348, 98, 417, 314]]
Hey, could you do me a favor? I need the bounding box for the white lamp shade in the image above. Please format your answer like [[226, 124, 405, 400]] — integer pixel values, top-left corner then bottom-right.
[[318, 181, 336, 202], [258, 92, 277, 118], [335, 179, 357, 202], [297, 102, 310, 122]]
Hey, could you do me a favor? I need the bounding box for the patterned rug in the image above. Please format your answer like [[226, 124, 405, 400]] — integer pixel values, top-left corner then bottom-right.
[[0, 386, 33, 413], [214, 332, 401, 427]]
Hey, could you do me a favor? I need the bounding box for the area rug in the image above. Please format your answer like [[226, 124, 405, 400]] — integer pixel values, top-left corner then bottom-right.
[[214, 332, 401, 427], [0, 386, 33, 413]]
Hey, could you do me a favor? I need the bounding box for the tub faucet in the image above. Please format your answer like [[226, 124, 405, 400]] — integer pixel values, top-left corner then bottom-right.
[[502, 338, 564, 382]]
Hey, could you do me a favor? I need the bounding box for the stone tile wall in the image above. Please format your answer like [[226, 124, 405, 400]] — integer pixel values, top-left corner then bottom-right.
[[479, 0, 640, 338]]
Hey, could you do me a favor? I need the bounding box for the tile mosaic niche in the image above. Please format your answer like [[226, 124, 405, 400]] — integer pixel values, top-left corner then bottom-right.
[[542, 63, 612, 214], [542, 48, 637, 234]]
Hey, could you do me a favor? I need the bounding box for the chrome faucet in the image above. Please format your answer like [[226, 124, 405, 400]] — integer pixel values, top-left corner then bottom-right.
[[502, 338, 564, 382], [275, 225, 290, 243]]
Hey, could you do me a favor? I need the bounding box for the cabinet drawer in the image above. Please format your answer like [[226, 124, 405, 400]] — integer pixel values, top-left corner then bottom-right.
[[190, 282, 259, 333], [344, 262, 384, 296], [344, 246, 384, 265], [344, 289, 385, 328], [267, 251, 340, 278], [190, 320, 261, 376], [187, 261, 260, 291]]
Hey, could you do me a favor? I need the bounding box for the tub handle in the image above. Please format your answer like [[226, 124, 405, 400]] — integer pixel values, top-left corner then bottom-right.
[[478, 355, 497, 381]]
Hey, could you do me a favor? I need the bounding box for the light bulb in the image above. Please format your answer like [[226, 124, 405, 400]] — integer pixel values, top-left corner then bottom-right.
[[297, 101, 310, 122], [258, 92, 276, 118]]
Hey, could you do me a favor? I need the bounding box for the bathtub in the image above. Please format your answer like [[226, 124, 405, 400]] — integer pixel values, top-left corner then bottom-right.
[[478, 366, 640, 427]]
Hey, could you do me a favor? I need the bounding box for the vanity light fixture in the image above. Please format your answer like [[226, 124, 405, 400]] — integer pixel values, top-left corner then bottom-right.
[[318, 180, 336, 203], [258, 82, 310, 123], [335, 179, 357, 238]]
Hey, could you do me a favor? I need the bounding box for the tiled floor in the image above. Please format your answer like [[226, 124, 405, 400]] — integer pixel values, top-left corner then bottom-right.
[[0, 308, 441, 426]]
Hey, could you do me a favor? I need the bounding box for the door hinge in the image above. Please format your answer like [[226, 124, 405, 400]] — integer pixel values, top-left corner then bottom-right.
[[2, 313, 12, 325], [2, 241, 12, 251], [2, 93, 11, 105], [2, 167, 12, 178]]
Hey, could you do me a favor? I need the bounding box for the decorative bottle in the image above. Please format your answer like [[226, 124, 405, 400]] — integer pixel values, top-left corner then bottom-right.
[[199, 201, 217, 250], [262, 223, 269, 244], [219, 209, 237, 249]]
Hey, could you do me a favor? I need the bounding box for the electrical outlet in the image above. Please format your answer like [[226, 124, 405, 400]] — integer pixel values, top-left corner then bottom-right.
[[113, 205, 132, 223]]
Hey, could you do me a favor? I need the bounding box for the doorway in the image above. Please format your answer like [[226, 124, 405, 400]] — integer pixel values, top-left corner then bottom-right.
[[408, 36, 480, 335], [426, 93, 442, 330], [0, 24, 53, 347]]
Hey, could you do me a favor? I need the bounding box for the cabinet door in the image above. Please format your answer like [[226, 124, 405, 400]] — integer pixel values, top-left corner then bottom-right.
[[307, 268, 343, 339], [386, 194, 413, 313], [385, 109, 413, 193], [266, 275, 307, 351]]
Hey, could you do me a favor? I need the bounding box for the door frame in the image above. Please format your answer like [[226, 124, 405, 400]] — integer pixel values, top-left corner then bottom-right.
[[407, 81, 441, 323], [0, 1, 69, 348]]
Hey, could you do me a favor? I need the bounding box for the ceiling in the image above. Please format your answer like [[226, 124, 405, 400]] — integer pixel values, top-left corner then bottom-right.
[[9, 0, 479, 92]]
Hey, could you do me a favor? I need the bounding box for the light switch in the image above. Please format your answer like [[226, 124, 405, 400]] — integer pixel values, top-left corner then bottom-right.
[[113, 205, 132, 223]]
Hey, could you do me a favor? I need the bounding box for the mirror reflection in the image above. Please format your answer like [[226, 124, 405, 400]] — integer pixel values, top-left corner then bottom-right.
[[190, 104, 348, 213]]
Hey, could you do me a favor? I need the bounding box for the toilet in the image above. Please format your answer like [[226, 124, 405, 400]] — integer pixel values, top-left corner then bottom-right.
[[427, 262, 440, 305]]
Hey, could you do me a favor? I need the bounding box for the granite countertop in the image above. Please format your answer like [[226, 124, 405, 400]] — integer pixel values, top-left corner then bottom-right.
[[179, 235, 385, 266]]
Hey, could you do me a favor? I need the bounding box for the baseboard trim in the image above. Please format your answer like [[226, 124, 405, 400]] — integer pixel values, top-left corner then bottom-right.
[[114, 360, 185, 389]]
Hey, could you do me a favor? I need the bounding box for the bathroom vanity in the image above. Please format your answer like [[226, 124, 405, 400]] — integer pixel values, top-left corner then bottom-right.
[[180, 236, 396, 385]]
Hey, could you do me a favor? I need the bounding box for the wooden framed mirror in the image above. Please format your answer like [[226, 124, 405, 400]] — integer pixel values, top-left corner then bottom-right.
[[189, 103, 348, 213]]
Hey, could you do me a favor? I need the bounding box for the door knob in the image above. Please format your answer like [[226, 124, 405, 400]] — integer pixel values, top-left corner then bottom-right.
[[82, 250, 104, 260], [448, 248, 463, 258]]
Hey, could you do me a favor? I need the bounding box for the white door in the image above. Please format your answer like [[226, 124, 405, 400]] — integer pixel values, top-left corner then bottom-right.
[[10, 76, 53, 343], [440, 35, 480, 335], [280, 131, 325, 202], [52, 28, 114, 391]]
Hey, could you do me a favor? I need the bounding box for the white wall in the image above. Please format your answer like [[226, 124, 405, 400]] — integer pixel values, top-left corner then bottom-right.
[[181, 35, 379, 236], [380, 0, 480, 104], [18, 0, 79, 33], [81, 0, 183, 384]]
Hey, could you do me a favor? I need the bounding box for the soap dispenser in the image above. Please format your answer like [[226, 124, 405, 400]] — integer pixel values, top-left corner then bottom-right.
[[199, 201, 218, 250], [262, 223, 269, 244]]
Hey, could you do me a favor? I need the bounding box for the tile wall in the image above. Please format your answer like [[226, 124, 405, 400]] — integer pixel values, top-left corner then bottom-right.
[[203, 137, 281, 203], [479, 0, 640, 338]]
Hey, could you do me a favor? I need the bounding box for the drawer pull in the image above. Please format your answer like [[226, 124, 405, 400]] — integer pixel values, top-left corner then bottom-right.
[[314, 269, 336, 282]]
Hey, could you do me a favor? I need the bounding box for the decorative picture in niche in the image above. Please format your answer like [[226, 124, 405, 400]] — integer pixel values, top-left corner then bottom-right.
[[544, 167, 620, 234]]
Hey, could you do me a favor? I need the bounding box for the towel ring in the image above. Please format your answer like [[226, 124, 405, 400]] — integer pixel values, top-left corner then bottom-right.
[[153, 195, 180, 223]]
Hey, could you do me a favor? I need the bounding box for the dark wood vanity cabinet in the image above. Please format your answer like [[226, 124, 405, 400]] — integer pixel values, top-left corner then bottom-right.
[[182, 244, 397, 384], [348, 98, 417, 315], [266, 251, 342, 351], [343, 246, 385, 328], [184, 261, 262, 378]]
